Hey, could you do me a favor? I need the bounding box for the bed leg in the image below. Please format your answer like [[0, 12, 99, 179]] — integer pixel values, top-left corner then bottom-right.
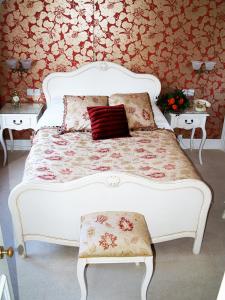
[[192, 238, 201, 255], [193, 198, 211, 255], [193, 224, 206, 255]]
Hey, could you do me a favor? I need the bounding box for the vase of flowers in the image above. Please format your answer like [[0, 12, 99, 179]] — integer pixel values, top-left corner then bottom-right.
[[157, 89, 190, 113]]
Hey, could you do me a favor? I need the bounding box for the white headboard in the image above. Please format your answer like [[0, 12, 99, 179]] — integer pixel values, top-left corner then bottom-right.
[[42, 61, 161, 107]]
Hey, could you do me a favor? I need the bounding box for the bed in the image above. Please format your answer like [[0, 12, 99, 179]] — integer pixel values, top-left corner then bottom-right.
[[8, 61, 212, 256]]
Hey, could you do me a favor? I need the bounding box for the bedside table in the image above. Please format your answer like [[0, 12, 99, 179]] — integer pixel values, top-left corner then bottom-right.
[[165, 111, 209, 165], [0, 103, 44, 166]]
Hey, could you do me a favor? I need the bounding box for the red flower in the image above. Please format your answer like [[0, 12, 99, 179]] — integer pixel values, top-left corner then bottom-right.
[[93, 97, 100, 103], [111, 153, 122, 158], [157, 148, 166, 153], [38, 173, 56, 180], [99, 232, 117, 250], [141, 154, 156, 159], [60, 168, 72, 174], [98, 148, 110, 153], [45, 155, 62, 160], [179, 98, 184, 105], [168, 98, 175, 105], [172, 104, 178, 111], [94, 166, 111, 171], [164, 164, 175, 170], [53, 140, 68, 146], [135, 148, 145, 153], [44, 149, 54, 154], [90, 155, 100, 160], [36, 166, 50, 172], [140, 166, 152, 171], [96, 215, 108, 224], [119, 217, 134, 231], [142, 109, 150, 120], [52, 134, 61, 139], [138, 139, 150, 143], [127, 106, 136, 114], [82, 111, 89, 120], [64, 150, 76, 156], [148, 172, 165, 178]]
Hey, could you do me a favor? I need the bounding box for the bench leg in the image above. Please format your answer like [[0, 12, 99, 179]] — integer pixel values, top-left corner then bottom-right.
[[141, 257, 153, 300], [77, 259, 87, 300]]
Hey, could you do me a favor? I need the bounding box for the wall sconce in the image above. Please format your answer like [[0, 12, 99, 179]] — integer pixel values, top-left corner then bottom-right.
[[6, 58, 32, 77], [205, 61, 216, 71], [191, 61, 216, 73]]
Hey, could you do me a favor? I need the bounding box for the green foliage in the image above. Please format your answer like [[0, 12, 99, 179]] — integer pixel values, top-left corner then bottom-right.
[[157, 89, 190, 113]]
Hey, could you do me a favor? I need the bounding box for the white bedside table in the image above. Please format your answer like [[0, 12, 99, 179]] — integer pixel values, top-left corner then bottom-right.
[[0, 103, 44, 166], [165, 110, 209, 165]]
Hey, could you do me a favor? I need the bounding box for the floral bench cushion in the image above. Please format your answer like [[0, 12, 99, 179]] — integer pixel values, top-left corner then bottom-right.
[[79, 211, 152, 258]]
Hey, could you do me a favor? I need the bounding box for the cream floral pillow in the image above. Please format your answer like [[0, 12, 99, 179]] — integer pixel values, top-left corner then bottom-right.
[[79, 211, 152, 258], [63, 95, 108, 131], [109, 93, 156, 130]]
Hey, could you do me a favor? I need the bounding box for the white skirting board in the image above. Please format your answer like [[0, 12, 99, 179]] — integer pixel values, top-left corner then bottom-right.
[[3, 138, 225, 151], [178, 137, 224, 151], [221, 121, 225, 151], [6, 139, 32, 151]]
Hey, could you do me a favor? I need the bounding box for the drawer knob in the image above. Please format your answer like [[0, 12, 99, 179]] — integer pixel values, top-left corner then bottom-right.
[[185, 119, 193, 124], [13, 120, 23, 125]]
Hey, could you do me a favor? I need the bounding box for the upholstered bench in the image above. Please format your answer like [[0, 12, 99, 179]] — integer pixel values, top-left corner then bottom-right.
[[77, 211, 153, 300]]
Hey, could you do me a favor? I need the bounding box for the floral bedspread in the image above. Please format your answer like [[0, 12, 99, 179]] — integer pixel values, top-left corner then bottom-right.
[[23, 128, 200, 183]]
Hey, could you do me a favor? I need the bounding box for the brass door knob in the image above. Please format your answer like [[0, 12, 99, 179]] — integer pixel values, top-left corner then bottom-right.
[[0, 246, 14, 259]]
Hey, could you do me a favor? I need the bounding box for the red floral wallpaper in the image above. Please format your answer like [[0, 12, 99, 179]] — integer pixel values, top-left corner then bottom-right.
[[0, 0, 224, 139]]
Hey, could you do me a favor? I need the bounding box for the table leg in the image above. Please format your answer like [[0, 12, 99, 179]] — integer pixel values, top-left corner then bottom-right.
[[0, 128, 7, 167], [177, 134, 185, 148], [8, 129, 14, 152], [190, 128, 195, 150], [199, 127, 207, 165]]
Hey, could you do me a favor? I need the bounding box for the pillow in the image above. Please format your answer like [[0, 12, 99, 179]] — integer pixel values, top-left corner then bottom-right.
[[63, 95, 108, 131], [87, 104, 130, 140], [108, 92, 156, 131]]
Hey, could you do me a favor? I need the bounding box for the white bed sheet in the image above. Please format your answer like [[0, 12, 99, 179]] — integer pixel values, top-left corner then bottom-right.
[[36, 101, 171, 130]]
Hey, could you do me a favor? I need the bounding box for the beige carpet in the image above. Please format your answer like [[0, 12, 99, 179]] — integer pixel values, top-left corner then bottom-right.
[[0, 149, 225, 300]]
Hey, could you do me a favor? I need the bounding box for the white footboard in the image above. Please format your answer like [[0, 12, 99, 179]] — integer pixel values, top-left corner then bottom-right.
[[8, 172, 211, 256]]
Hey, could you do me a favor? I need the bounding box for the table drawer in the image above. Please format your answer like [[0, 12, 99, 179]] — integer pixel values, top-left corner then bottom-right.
[[175, 115, 201, 129], [4, 116, 31, 129]]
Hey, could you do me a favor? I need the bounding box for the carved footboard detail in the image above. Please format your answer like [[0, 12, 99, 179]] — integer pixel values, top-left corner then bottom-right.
[[8, 172, 211, 256]]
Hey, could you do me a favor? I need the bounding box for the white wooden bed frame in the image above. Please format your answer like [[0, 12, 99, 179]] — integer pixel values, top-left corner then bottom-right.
[[8, 61, 212, 256]]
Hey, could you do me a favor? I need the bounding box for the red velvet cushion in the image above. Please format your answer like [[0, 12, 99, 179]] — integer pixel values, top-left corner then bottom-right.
[[87, 104, 130, 140]]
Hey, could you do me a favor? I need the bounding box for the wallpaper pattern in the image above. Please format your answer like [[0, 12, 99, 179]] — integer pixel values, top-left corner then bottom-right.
[[0, 0, 224, 139]]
